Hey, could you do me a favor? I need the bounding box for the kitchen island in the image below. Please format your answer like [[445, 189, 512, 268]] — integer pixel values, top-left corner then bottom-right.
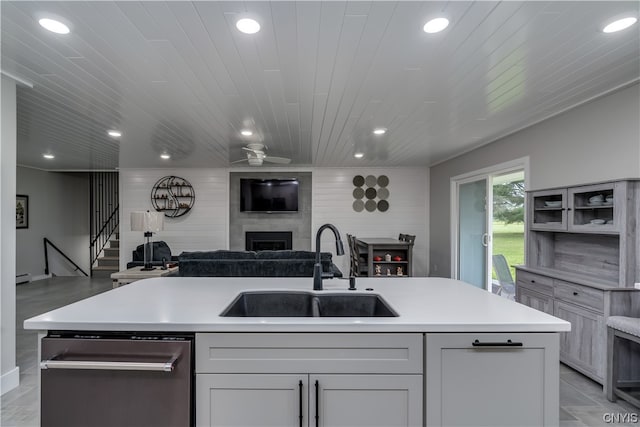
[[26, 277, 570, 426]]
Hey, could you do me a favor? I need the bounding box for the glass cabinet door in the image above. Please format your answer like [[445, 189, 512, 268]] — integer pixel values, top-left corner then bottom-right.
[[568, 182, 623, 233], [529, 189, 567, 231]]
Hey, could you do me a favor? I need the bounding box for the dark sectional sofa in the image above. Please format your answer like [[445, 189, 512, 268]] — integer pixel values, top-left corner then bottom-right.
[[178, 250, 343, 278]]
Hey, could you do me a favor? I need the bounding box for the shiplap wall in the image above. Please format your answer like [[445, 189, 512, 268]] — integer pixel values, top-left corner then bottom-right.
[[119, 168, 229, 270], [119, 167, 429, 276], [312, 168, 429, 277]]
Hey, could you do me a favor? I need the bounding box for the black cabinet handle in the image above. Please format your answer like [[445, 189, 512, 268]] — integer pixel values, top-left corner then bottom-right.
[[530, 280, 536, 283], [472, 339, 523, 347], [315, 380, 319, 427], [299, 380, 303, 427], [573, 291, 579, 296]]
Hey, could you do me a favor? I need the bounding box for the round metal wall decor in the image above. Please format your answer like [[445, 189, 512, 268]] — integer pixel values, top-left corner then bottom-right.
[[352, 174, 390, 212], [151, 175, 195, 218], [377, 175, 389, 187], [353, 175, 365, 187], [352, 200, 365, 212], [353, 187, 365, 199]]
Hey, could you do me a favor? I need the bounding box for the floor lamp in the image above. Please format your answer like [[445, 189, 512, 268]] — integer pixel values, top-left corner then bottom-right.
[[130, 211, 164, 271]]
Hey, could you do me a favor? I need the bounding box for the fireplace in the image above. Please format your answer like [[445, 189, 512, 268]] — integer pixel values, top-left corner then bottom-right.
[[246, 231, 293, 251]]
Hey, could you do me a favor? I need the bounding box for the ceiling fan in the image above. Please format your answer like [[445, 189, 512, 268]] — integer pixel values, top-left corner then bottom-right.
[[232, 143, 291, 166]]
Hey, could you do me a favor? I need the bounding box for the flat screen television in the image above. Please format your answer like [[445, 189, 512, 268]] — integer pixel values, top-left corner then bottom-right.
[[240, 179, 299, 213]]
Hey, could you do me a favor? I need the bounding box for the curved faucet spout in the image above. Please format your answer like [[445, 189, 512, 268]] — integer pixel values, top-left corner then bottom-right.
[[313, 224, 345, 290]]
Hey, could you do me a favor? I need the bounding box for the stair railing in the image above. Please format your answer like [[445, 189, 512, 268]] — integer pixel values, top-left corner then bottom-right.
[[44, 238, 89, 277], [89, 172, 119, 276], [90, 205, 119, 272]]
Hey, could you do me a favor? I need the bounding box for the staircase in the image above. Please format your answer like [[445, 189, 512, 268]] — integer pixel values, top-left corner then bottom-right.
[[92, 231, 120, 278], [89, 171, 119, 278]]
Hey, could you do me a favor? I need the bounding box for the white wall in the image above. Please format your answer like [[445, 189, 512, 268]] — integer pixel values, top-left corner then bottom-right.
[[312, 167, 430, 277], [119, 169, 229, 269], [430, 84, 640, 277], [16, 167, 90, 278], [1, 76, 19, 394], [119, 167, 430, 277]]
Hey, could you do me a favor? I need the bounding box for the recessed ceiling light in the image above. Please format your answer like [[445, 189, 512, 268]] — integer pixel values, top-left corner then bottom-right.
[[38, 18, 70, 34], [240, 129, 253, 136], [423, 17, 449, 34], [236, 18, 260, 34], [354, 152, 364, 159], [373, 128, 387, 135], [160, 153, 171, 160], [107, 130, 121, 138], [43, 153, 55, 159], [602, 17, 638, 33]]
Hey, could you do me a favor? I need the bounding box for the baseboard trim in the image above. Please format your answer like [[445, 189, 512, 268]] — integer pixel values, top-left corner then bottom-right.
[[32, 274, 52, 282], [1, 366, 20, 395]]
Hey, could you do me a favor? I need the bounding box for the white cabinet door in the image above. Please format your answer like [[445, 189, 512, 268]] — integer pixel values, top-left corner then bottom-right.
[[196, 374, 307, 427], [426, 333, 559, 427], [312, 374, 423, 427]]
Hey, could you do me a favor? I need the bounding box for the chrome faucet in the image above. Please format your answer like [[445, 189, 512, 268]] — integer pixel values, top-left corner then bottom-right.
[[313, 224, 345, 290]]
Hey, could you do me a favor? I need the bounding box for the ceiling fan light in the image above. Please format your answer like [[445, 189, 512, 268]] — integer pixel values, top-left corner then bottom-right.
[[602, 17, 637, 33], [43, 153, 55, 159], [240, 129, 253, 136], [373, 128, 387, 135], [354, 152, 364, 159], [423, 17, 449, 34], [107, 130, 121, 138], [248, 157, 263, 166], [160, 153, 171, 160]]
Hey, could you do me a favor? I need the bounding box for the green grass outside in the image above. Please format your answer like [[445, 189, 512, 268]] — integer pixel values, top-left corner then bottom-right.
[[491, 222, 525, 280]]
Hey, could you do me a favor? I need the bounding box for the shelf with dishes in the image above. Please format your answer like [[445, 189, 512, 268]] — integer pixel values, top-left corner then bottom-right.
[[526, 180, 636, 284], [530, 190, 567, 230]]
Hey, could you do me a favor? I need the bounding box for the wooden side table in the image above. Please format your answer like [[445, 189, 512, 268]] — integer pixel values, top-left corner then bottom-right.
[[110, 266, 179, 288]]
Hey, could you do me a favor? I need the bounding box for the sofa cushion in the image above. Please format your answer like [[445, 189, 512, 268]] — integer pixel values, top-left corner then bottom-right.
[[180, 259, 259, 277], [255, 260, 317, 277], [256, 250, 315, 260], [178, 250, 257, 260], [177, 250, 342, 278]]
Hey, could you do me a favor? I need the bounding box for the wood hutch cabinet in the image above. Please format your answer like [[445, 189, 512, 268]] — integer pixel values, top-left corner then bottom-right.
[[516, 179, 639, 384]]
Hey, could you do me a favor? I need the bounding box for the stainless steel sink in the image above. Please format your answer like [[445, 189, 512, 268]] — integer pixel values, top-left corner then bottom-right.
[[220, 290, 398, 317]]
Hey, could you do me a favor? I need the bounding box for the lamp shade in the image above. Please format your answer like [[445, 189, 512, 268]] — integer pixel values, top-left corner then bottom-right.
[[130, 211, 164, 232]]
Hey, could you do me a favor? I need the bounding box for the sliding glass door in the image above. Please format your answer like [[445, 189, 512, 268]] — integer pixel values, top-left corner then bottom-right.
[[453, 160, 526, 296], [457, 179, 488, 289]]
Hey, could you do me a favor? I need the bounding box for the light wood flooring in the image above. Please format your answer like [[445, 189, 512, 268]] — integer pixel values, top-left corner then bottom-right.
[[1, 276, 638, 426]]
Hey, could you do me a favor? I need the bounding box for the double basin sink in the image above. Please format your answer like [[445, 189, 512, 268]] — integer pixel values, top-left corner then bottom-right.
[[221, 290, 398, 317]]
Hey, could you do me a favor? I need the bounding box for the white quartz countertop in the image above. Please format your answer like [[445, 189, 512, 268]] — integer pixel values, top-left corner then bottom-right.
[[24, 277, 570, 333]]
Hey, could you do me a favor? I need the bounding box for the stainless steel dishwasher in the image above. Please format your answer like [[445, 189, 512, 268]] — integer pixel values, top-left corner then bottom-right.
[[40, 331, 194, 427]]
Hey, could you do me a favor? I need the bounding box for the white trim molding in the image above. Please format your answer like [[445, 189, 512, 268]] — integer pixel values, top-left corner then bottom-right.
[[1, 366, 20, 395]]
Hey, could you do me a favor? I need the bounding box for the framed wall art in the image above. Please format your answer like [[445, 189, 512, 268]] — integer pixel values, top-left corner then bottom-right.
[[16, 194, 28, 229]]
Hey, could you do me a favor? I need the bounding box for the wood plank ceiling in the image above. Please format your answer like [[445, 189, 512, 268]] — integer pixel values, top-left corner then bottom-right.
[[2, 1, 639, 170]]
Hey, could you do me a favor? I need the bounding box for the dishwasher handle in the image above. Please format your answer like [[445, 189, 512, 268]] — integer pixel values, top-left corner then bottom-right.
[[40, 355, 178, 372]]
